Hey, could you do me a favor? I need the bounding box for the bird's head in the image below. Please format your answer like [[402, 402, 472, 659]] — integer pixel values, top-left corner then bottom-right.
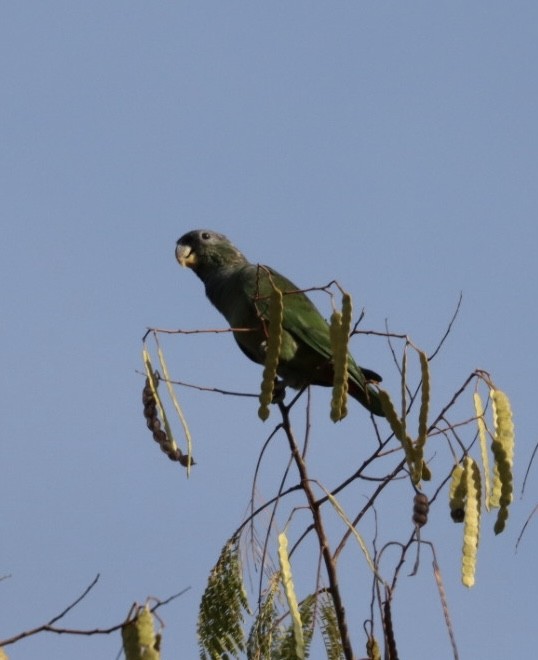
[[175, 230, 248, 281]]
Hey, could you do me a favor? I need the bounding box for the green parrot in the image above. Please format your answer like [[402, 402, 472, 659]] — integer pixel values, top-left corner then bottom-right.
[[175, 229, 384, 416]]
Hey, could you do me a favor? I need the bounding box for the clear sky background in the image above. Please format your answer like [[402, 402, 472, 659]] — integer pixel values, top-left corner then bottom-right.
[[2, 2, 537, 659]]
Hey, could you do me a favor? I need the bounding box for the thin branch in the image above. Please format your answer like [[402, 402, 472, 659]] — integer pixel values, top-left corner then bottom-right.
[[1, 575, 101, 647], [333, 459, 407, 560], [135, 370, 258, 398], [427, 373, 477, 433], [430, 545, 460, 660], [277, 400, 355, 660], [521, 440, 538, 497], [0, 579, 190, 647], [428, 292, 463, 361], [142, 326, 254, 341], [47, 574, 101, 626], [515, 504, 538, 552]]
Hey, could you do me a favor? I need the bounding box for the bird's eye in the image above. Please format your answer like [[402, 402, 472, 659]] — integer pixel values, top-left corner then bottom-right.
[[201, 232, 211, 240]]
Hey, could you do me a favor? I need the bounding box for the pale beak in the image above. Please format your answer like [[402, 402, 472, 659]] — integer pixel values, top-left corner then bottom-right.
[[176, 244, 197, 268]]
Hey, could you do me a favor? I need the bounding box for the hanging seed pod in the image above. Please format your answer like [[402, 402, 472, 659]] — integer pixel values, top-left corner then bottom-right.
[[413, 492, 430, 527], [383, 598, 399, 660], [461, 456, 481, 587], [142, 376, 194, 467], [449, 463, 466, 523], [473, 392, 491, 509], [378, 389, 415, 473], [490, 389, 515, 534], [122, 605, 160, 660], [412, 351, 430, 483], [330, 308, 348, 422], [421, 463, 432, 481], [366, 635, 381, 660], [258, 285, 284, 421]]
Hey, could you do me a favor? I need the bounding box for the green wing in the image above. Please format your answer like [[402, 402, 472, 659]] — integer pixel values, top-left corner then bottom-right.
[[239, 265, 371, 391]]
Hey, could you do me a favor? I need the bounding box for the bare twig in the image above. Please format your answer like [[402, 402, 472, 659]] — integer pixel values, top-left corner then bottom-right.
[[428, 292, 463, 361], [0, 577, 190, 648], [521, 440, 538, 496], [515, 504, 538, 552], [136, 370, 258, 398], [142, 326, 253, 341], [431, 549, 460, 660], [47, 574, 101, 626]]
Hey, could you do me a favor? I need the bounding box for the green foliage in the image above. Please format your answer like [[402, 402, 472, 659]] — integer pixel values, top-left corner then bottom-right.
[[319, 593, 345, 660], [246, 573, 280, 660], [198, 537, 249, 659], [271, 594, 316, 660]]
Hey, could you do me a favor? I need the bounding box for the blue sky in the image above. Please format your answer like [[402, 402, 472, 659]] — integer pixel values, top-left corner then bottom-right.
[[2, 2, 537, 658]]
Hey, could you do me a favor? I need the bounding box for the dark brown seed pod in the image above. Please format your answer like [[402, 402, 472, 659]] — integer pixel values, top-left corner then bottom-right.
[[142, 375, 195, 467], [143, 406, 157, 421], [450, 508, 465, 523], [178, 453, 195, 467], [153, 429, 167, 444], [413, 493, 430, 527], [383, 598, 399, 660], [142, 388, 154, 405]]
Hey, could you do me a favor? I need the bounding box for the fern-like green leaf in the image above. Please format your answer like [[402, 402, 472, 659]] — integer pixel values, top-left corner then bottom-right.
[[246, 573, 280, 660], [319, 592, 344, 660], [198, 537, 249, 659], [272, 594, 316, 660]]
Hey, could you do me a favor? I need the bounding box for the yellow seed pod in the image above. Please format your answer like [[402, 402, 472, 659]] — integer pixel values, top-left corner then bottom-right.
[[411, 459, 423, 486], [340, 292, 353, 338], [461, 457, 481, 588], [330, 304, 349, 422], [329, 310, 344, 376], [278, 532, 304, 658], [492, 389, 515, 466], [258, 286, 284, 421], [378, 389, 404, 441], [378, 389, 415, 471], [421, 462, 432, 481], [490, 389, 515, 533], [400, 347, 408, 434], [473, 392, 491, 509], [122, 605, 160, 660], [449, 463, 466, 523], [489, 462, 501, 509], [412, 350, 430, 482], [416, 350, 430, 448], [366, 636, 381, 660]]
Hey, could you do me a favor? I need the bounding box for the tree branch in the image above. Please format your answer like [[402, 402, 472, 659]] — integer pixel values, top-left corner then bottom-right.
[[0, 577, 190, 648], [278, 400, 355, 660]]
